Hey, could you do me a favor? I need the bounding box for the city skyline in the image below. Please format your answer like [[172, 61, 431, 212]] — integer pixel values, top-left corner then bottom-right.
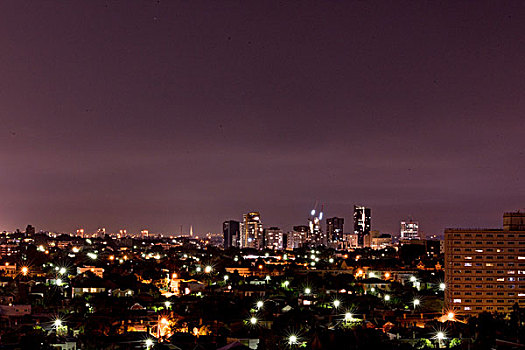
[[1, 1, 525, 236]]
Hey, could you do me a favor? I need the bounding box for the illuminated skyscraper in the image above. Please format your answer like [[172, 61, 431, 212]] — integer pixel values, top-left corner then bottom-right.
[[326, 217, 344, 243], [264, 227, 284, 250], [223, 220, 240, 248], [400, 219, 419, 240], [288, 225, 309, 249], [354, 205, 371, 247], [240, 212, 263, 249]]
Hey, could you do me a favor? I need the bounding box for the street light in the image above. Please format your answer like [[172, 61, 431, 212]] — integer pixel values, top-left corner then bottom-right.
[[384, 294, 391, 301], [256, 301, 264, 309], [304, 288, 311, 295], [288, 335, 298, 345], [447, 312, 455, 320], [439, 283, 446, 291], [21, 266, 29, 276], [333, 300, 340, 308], [250, 316, 257, 325], [436, 331, 446, 348], [165, 301, 171, 308], [344, 312, 352, 322], [145, 338, 153, 349], [413, 299, 420, 309], [204, 266, 212, 273], [54, 319, 62, 327]]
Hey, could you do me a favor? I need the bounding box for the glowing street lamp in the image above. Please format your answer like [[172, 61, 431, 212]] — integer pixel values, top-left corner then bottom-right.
[[54, 319, 62, 328], [333, 300, 340, 308], [204, 266, 212, 273], [413, 298, 420, 309], [145, 338, 153, 349], [250, 316, 257, 325], [165, 301, 171, 308], [439, 283, 446, 291], [436, 331, 446, 348], [384, 294, 391, 302], [288, 335, 298, 345], [224, 275, 229, 281], [59, 267, 67, 275], [256, 300, 264, 309], [21, 266, 29, 276], [283, 280, 290, 288], [304, 287, 311, 295], [447, 312, 455, 320]]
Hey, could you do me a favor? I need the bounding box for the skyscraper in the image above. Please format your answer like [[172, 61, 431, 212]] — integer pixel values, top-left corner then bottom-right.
[[240, 212, 263, 249], [445, 211, 525, 315], [264, 227, 284, 250], [223, 220, 240, 248], [289, 225, 309, 249], [400, 219, 420, 240], [354, 205, 371, 247], [326, 217, 344, 244]]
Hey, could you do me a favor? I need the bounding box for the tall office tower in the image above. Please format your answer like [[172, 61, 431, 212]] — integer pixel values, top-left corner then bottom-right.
[[265, 227, 284, 250], [326, 217, 344, 244], [444, 211, 525, 316], [354, 205, 371, 247], [400, 219, 420, 240], [240, 212, 263, 249], [289, 225, 309, 249], [223, 220, 240, 248], [77, 229, 85, 238], [141, 229, 149, 239]]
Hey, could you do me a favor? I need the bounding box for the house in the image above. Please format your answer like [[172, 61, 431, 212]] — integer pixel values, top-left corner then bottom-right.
[[77, 266, 104, 278], [0, 304, 31, 316]]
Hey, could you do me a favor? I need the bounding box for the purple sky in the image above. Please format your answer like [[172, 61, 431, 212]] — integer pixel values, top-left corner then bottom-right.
[[1, 1, 524, 236]]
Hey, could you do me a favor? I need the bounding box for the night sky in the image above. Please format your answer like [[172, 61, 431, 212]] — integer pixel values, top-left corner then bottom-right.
[[1, 1, 524, 236]]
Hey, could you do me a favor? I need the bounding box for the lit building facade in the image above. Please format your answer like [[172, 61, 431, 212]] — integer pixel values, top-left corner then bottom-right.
[[326, 217, 344, 245], [401, 220, 420, 240], [444, 211, 525, 315], [264, 227, 284, 250], [240, 212, 263, 249], [288, 225, 309, 249], [354, 205, 371, 247]]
